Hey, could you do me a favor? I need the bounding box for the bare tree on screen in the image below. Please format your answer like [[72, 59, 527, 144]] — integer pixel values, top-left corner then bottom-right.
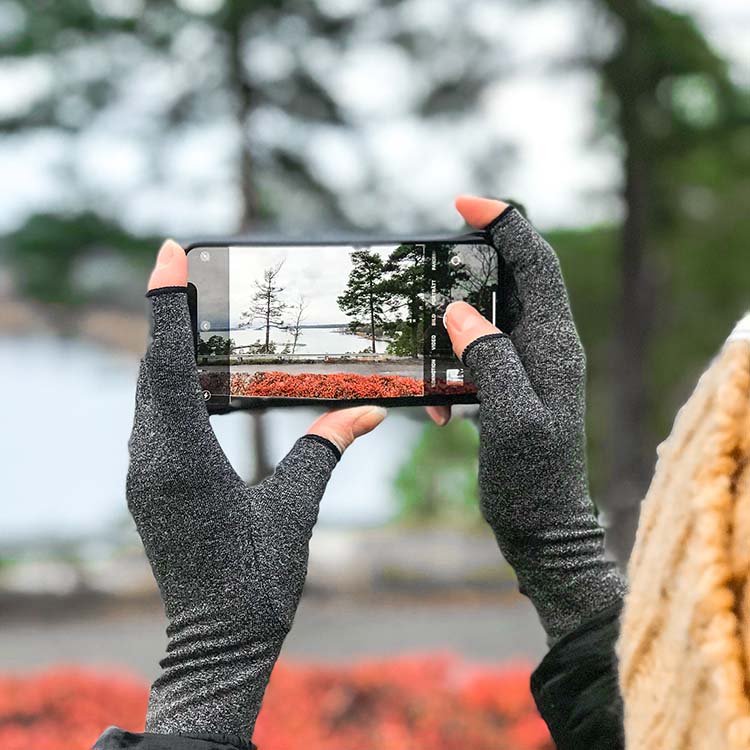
[[241, 262, 287, 354]]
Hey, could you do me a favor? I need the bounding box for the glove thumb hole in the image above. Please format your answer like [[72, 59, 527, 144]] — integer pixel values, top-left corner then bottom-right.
[[462, 333, 540, 411], [145, 290, 201, 402]]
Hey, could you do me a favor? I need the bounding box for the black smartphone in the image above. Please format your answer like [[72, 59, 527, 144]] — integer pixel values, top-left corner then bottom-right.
[[186, 232, 502, 412]]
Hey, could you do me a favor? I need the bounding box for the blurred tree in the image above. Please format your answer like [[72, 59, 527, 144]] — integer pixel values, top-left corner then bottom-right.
[[0, 212, 157, 326], [1, 0, 513, 237], [394, 418, 481, 527], [581, 0, 750, 565]]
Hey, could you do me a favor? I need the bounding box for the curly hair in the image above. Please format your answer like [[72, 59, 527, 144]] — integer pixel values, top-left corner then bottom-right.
[[618, 332, 750, 749]]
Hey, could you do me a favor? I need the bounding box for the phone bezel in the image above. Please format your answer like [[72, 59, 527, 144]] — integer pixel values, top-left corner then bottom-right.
[[185, 232, 500, 413]]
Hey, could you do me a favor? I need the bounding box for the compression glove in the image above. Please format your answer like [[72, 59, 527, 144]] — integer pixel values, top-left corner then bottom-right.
[[464, 207, 627, 643], [126, 287, 340, 741]]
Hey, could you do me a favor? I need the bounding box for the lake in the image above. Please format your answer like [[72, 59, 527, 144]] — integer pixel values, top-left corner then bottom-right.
[[0, 335, 421, 544], [229, 326, 389, 355]]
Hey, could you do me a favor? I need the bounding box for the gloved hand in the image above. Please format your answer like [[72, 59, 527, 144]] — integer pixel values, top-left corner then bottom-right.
[[127, 240, 385, 743], [440, 196, 626, 643]]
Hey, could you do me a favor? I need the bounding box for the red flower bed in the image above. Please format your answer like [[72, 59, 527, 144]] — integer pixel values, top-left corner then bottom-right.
[[231, 371, 424, 399], [0, 667, 148, 750], [254, 656, 550, 750], [0, 657, 551, 750]]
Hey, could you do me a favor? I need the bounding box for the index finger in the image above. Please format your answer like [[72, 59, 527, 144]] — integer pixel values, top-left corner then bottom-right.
[[455, 195, 582, 408]]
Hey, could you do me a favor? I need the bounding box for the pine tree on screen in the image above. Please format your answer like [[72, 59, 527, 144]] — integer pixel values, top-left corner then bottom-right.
[[337, 250, 389, 354]]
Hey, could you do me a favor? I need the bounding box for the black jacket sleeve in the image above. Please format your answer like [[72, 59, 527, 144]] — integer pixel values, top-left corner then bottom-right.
[[529, 600, 624, 750], [93, 727, 254, 750]]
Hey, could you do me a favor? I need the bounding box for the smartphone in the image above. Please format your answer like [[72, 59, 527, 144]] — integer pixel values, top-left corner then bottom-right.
[[186, 233, 504, 412]]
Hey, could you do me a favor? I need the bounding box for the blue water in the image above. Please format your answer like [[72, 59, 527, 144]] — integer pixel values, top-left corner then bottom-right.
[[0, 336, 420, 543], [226, 327, 388, 355]]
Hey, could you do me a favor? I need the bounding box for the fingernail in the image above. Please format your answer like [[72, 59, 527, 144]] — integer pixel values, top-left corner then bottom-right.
[[366, 406, 388, 419], [156, 239, 177, 268], [444, 301, 480, 333]]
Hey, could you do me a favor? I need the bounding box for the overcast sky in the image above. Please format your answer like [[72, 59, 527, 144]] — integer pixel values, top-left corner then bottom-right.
[[228, 244, 396, 326]]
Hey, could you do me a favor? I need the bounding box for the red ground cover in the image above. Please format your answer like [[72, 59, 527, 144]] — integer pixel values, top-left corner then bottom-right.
[[231, 371, 424, 399], [230, 371, 477, 399], [0, 656, 551, 750]]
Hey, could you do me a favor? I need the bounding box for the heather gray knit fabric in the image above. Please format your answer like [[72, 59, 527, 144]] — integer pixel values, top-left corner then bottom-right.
[[127, 287, 340, 741], [464, 207, 627, 643]]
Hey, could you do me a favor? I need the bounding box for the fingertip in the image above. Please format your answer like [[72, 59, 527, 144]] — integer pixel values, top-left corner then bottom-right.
[[352, 405, 388, 437], [455, 195, 509, 229], [148, 239, 187, 292], [426, 405, 451, 426], [443, 300, 501, 360]]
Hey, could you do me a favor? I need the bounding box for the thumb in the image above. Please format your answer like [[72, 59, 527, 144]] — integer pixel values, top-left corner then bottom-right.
[[307, 405, 388, 455], [144, 240, 199, 403], [455, 195, 509, 229], [148, 239, 187, 291], [443, 300, 502, 360]]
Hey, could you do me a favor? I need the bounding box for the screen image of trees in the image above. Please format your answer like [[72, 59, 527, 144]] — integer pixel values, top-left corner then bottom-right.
[[207, 243, 492, 400]]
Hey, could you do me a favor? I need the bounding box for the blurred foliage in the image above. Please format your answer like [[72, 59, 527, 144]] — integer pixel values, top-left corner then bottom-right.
[[399, 2, 750, 527], [0, 660, 551, 750], [585, 0, 750, 540], [394, 418, 481, 527], [0, 212, 157, 307], [1, 0, 749, 531], [1, 0, 512, 307]]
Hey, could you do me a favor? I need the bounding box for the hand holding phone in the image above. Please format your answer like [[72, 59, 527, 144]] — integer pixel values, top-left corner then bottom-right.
[[126, 241, 385, 741], [438, 197, 626, 644]]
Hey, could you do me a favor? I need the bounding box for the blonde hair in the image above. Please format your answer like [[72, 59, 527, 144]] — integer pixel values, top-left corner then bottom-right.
[[618, 336, 750, 749]]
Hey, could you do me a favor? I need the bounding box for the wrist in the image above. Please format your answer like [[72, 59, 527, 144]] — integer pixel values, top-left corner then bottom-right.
[[514, 553, 626, 644], [146, 606, 288, 740], [494, 512, 627, 643]]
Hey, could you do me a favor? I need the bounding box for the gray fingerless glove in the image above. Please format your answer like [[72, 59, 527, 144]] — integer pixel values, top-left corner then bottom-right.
[[127, 287, 340, 740], [465, 208, 626, 643]]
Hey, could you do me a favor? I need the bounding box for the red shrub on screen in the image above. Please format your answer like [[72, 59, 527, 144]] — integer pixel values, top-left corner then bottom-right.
[[231, 371, 424, 399], [0, 657, 550, 750], [229, 371, 476, 399]]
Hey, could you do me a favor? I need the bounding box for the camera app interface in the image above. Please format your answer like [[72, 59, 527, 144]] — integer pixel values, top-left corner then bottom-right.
[[191, 241, 499, 403]]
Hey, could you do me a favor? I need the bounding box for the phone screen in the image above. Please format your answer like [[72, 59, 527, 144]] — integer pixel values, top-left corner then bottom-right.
[[188, 240, 499, 409]]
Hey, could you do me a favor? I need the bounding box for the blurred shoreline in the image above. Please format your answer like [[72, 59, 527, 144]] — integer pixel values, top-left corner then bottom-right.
[[1, 527, 516, 621], [0, 295, 147, 354], [0, 528, 542, 676]]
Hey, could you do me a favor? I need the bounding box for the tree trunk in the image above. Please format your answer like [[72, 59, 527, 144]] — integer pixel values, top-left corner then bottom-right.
[[228, 16, 258, 230], [369, 284, 376, 353], [600, 117, 656, 570], [264, 290, 271, 352], [249, 409, 274, 484]]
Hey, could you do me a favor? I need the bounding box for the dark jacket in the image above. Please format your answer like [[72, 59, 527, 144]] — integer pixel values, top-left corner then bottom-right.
[[94, 602, 624, 750], [530, 601, 624, 749]]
